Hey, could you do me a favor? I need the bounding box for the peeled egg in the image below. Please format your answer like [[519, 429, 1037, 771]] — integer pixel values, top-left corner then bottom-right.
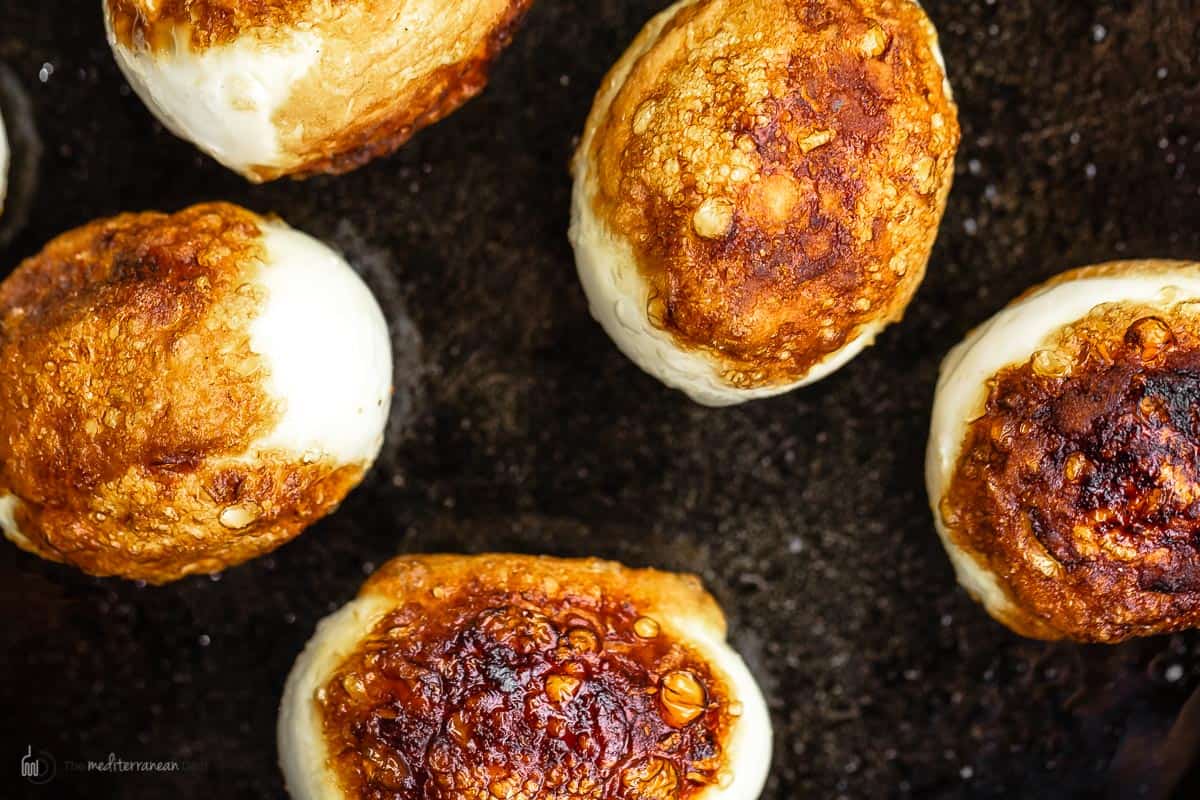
[[0, 203, 393, 582], [279, 553, 772, 800], [103, 0, 533, 181], [570, 0, 959, 405], [928, 260, 1200, 642]]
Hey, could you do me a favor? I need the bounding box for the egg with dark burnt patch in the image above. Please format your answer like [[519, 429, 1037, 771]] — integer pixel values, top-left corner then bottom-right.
[[928, 260, 1200, 642], [278, 554, 772, 800]]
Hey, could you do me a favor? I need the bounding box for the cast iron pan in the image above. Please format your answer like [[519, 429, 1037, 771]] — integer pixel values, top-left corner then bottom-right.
[[2, 2, 1200, 798]]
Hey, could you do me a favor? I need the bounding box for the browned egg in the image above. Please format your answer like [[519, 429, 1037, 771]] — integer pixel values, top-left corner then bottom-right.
[[0, 203, 392, 583], [104, 0, 533, 181], [928, 260, 1200, 642], [571, 0, 959, 405], [278, 554, 772, 799]]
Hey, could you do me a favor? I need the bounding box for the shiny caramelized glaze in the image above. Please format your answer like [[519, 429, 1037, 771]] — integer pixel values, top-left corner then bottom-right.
[[943, 301, 1200, 641], [582, 0, 958, 386], [319, 584, 733, 799]]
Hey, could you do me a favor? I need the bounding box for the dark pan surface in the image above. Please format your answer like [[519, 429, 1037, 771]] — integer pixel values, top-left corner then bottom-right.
[[2, 2, 1200, 798]]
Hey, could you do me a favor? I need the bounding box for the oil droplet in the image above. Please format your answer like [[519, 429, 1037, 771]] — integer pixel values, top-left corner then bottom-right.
[[1064, 453, 1089, 482], [692, 197, 734, 239], [718, 770, 735, 788], [1125, 316, 1174, 362], [727, 700, 745, 717], [489, 775, 521, 799], [634, 616, 661, 639], [858, 25, 890, 58], [447, 710, 471, 746], [545, 674, 582, 704], [646, 293, 667, 329], [1031, 349, 1073, 379], [218, 503, 260, 530], [660, 670, 706, 727], [373, 753, 411, 791], [564, 627, 599, 654], [342, 674, 368, 702], [797, 129, 834, 153]]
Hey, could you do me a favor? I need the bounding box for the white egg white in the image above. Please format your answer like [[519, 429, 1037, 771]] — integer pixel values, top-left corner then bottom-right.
[[250, 220, 393, 467], [104, 9, 319, 179]]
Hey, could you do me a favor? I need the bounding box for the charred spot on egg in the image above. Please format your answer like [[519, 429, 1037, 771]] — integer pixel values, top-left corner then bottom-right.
[[103, 0, 534, 181], [0, 203, 393, 583], [570, 0, 959, 406], [278, 554, 773, 800], [927, 260, 1200, 642]]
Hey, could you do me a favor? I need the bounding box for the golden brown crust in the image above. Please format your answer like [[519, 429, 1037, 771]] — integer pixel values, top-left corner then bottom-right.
[[267, 1, 532, 181], [361, 555, 727, 636], [581, 0, 958, 386], [107, 0, 319, 51], [319, 554, 734, 800], [0, 203, 364, 583], [106, 0, 535, 182], [942, 299, 1200, 642]]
